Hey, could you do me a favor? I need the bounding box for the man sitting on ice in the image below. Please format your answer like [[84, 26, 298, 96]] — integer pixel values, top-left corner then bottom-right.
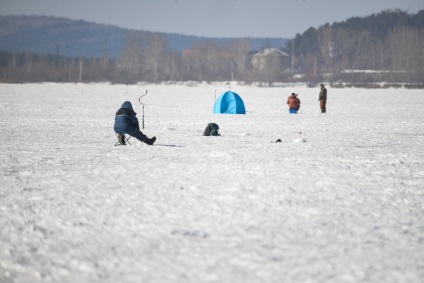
[[114, 101, 156, 146]]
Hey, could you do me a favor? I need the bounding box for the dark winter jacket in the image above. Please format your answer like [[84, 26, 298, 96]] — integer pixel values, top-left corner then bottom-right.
[[114, 101, 140, 134], [319, 86, 327, 101], [287, 94, 301, 109]]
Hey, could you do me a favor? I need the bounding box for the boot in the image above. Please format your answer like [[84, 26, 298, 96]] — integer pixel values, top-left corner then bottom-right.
[[144, 136, 156, 145], [117, 134, 126, 145]]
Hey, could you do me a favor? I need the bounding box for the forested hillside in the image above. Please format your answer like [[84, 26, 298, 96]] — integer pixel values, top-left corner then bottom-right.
[[0, 15, 125, 58], [0, 15, 286, 57], [284, 9, 424, 83]]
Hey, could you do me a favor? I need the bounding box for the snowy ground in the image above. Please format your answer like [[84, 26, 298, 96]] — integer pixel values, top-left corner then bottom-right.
[[0, 82, 423, 283]]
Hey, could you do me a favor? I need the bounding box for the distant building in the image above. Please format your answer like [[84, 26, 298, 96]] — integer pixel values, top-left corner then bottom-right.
[[252, 48, 290, 70]]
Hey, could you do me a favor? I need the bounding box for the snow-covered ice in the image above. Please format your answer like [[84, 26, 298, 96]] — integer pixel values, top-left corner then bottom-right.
[[0, 82, 423, 283]]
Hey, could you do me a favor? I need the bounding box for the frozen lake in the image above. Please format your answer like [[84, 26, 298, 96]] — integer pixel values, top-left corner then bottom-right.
[[1, 82, 423, 282]]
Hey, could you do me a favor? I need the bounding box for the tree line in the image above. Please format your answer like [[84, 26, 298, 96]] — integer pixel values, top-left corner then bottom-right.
[[285, 9, 424, 84], [0, 9, 422, 85], [0, 35, 267, 84]]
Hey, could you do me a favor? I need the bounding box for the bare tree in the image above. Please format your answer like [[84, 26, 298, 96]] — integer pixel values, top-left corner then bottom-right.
[[389, 25, 422, 82], [316, 26, 333, 69], [229, 38, 251, 80], [162, 52, 182, 81], [119, 31, 150, 81], [143, 34, 166, 81], [120, 45, 143, 80]]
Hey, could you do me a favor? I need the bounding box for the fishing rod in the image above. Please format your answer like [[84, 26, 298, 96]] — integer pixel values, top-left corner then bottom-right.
[[139, 90, 148, 129]]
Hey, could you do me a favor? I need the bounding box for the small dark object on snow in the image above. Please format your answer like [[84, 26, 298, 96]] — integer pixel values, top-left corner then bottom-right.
[[203, 123, 220, 136], [275, 139, 282, 143]]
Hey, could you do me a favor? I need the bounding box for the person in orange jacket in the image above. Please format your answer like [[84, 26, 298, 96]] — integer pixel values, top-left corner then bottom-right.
[[287, 93, 301, 113]]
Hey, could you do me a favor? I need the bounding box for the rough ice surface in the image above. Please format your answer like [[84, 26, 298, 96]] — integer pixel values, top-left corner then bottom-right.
[[1, 82, 423, 283]]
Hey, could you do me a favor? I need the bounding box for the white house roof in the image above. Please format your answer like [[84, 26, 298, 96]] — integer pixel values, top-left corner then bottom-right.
[[253, 48, 290, 57]]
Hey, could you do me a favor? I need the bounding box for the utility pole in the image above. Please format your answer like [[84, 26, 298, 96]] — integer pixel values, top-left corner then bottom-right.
[[79, 57, 83, 82], [12, 46, 16, 68], [103, 38, 108, 71], [231, 61, 234, 81], [55, 43, 62, 67], [25, 52, 32, 72], [291, 39, 295, 75]]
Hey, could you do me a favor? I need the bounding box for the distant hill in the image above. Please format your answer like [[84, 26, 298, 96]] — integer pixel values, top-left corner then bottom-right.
[[0, 15, 288, 58]]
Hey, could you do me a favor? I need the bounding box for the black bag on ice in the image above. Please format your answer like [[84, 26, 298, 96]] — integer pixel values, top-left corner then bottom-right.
[[203, 123, 219, 136]]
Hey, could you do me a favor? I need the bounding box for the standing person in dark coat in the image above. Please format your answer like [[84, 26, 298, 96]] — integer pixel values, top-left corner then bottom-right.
[[287, 93, 301, 113], [319, 84, 327, 113], [114, 101, 156, 145]]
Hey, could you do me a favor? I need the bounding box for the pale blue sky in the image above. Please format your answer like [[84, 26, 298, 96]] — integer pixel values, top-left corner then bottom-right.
[[1, 0, 423, 38]]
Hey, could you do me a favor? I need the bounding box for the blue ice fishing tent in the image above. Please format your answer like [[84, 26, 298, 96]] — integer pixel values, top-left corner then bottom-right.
[[213, 91, 246, 114]]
